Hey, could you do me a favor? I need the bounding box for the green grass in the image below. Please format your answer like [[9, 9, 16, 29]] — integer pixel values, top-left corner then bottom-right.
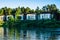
[[0, 20, 4, 27]]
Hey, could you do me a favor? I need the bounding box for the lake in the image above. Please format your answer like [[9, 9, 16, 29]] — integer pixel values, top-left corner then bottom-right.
[[0, 27, 60, 40]]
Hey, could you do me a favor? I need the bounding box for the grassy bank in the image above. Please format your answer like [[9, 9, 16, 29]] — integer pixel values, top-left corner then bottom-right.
[[0, 21, 4, 27], [2, 19, 60, 30]]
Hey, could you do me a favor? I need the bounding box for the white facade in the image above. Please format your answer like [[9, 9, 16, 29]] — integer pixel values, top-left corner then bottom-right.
[[0, 16, 4, 21], [38, 14, 51, 20], [27, 14, 36, 20], [0, 13, 53, 21], [26, 13, 52, 20]]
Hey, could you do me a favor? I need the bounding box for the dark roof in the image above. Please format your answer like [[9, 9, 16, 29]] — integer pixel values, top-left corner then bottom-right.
[[41, 12, 51, 13], [20, 12, 51, 14]]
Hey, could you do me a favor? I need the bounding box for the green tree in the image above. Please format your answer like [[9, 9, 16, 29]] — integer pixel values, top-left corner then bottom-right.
[[42, 6, 47, 12], [15, 7, 22, 20], [3, 7, 8, 21], [25, 7, 31, 14], [21, 7, 25, 13], [42, 4, 58, 20], [35, 7, 40, 13], [16, 7, 21, 16], [39, 9, 43, 13], [30, 9, 35, 13], [47, 4, 57, 13], [21, 7, 27, 20], [35, 7, 40, 20], [11, 9, 16, 19], [0, 8, 4, 15], [42, 4, 57, 13], [7, 8, 12, 15]]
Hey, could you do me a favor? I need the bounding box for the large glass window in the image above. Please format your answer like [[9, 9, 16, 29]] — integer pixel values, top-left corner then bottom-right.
[[39, 14, 51, 19], [27, 14, 36, 20]]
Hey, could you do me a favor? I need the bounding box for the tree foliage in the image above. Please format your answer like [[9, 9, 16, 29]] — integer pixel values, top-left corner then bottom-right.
[[0, 4, 59, 15], [0, 4, 59, 21]]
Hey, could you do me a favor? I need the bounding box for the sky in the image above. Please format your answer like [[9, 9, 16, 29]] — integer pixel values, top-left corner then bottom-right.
[[0, 0, 60, 9]]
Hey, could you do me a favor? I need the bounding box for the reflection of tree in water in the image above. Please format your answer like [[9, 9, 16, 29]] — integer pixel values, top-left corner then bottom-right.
[[36, 30, 40, 40], [3, 27, 60, 40], [9, 28, 14, 40], [9, 29, 26, 40], [4, 27, 21, 40], [4, 27, 8, 40], [23, 30, 27, 40], [19, 30, 27, 40], [48, 32, 58, 40], [27, 30, 31, 40], [8, 28, 20, 40], [16, 29, 20, 40]]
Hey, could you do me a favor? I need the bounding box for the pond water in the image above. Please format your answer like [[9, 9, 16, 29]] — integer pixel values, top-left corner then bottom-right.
[[0, 27, 60, 40]]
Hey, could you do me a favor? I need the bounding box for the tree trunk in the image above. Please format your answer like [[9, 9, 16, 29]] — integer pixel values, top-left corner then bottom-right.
[[23, 13, 27, 20], [36, 13, 38, 20], [3, 10, 7, 21]]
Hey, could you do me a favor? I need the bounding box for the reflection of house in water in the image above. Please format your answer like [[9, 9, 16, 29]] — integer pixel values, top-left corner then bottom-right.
[[0, 12, 54, 21], [36, 30, 40, 40], [0, 27, 60, 40]]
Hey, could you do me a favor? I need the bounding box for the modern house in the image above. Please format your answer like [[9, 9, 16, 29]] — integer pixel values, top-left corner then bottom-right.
[[0, 12, 53, 21], [0, 15, 13, 21], [20, 12, 53, 20], [27, 14, 36, 20], [38, 13, 53, 20]]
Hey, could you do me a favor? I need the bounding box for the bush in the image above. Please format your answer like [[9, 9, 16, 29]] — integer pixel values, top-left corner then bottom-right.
[[2, 19, 60, 30]]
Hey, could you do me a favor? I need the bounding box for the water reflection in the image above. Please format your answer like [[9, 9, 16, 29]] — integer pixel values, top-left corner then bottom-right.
[[0, 27, 60, 40], [4, 27, 8, 40]]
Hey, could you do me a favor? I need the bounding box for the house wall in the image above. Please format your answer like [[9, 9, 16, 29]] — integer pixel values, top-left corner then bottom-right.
[[0, 13, 53, 21], [0, 16, 4, 21], [27, 14, 36, 20], [26, 13, 52, 20], [38, 14, 52, 20]]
